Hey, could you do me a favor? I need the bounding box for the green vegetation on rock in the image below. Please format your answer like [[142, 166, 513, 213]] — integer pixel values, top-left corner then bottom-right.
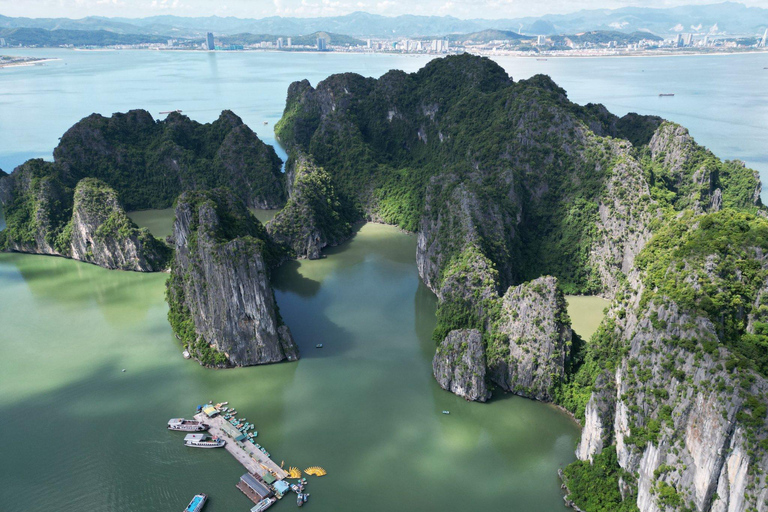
[[563, 449, 640, 512], [0, 161, 170, 271], [0, 159, 73, 253], [276, 54, 768, 512], [636, 209, 768, 376], [54, 109, 286, 210], [266, 154, 354, 259], [166, 188, 296, 367]]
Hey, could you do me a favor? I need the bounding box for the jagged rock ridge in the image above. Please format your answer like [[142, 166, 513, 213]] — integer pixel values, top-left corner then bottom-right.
[[274, 54, 767, 512], [433, 276, 573, 402], [54, 109, 287, 210], [571, 210, 768, 512], [166, 188, 299, 367], [0, 160, 168, 271], [266, 153, 352, 259]]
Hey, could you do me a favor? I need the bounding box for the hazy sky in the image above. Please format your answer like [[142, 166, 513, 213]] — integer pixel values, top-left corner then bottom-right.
[[0, 0, 763, 20]]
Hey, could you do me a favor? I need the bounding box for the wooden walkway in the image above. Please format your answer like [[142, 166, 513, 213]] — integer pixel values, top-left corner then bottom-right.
[[194, 412, 288, 480]]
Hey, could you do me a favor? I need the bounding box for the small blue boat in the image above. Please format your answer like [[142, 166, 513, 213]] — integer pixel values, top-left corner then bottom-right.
[[183, 493, 207, 512]]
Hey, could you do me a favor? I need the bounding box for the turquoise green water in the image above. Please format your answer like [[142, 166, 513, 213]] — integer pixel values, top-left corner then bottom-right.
[[565, 296, 611, 341], [0, 223, 579, 512]]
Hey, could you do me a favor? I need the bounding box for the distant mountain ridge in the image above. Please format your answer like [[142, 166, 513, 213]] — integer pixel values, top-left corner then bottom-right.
[[1, 2, 767, 38]]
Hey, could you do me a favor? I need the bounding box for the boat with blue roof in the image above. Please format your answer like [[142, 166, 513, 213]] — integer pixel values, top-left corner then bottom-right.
[[183, 493, 207, 512]]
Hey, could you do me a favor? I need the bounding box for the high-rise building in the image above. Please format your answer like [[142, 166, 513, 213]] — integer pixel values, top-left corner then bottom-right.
[[277, 38, 284, 49], [0, 38, 5, 47], [683, 33, 693, 46], [206, 32, 215, 50], [367, 39, 372, 49], [537, 35, 545, 45], [287, 37, 292, 47], [761, 28, 768, 47], [317, 38, 327, 51]]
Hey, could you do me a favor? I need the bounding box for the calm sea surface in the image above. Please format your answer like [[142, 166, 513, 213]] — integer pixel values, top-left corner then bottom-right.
[[0, 49, 766, 202], [0, 49, 764, 512]]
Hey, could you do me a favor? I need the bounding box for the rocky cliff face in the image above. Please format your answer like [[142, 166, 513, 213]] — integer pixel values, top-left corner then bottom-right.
[[487, 276, 573, 401], [54, 109, 287, 210], [0, 159, 71, 255], [589, 143, 657, 297], [167, 189, 299, 367], [571, 210, 768, 512], [433, 329, 490, 402], [69, 178, 170, 271], [0, 161, 169, 271], [647, 122, 762, 213], [432, 276, 573, 402], [266, 154, 352, 259], [273, 55, 768, 511]]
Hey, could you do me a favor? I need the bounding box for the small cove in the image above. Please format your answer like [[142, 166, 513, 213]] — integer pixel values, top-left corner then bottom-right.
[[0, 221, 584, 512]]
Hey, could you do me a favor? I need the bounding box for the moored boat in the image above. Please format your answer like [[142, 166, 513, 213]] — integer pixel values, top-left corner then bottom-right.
[[250, 497, 276, 512], [183, 493, 207, 512], [168, 418, 208, 431], [184, 434, 225, 448]]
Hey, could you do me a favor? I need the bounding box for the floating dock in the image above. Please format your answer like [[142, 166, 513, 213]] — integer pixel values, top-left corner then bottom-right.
[[193, 412, 288, 480]]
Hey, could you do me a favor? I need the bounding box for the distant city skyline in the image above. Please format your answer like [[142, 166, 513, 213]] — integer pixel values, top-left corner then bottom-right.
[[0, 0, 766, 21]]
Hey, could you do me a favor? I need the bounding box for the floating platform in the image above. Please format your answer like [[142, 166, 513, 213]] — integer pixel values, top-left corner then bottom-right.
[[194, 412, 288, 480]]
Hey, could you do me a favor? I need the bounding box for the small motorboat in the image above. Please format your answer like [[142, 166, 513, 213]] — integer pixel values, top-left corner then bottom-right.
[[263, 121, 269, 125], [442, 410, 450, 415], [183, 493, 207, 512], [316, 344, 323, 348]]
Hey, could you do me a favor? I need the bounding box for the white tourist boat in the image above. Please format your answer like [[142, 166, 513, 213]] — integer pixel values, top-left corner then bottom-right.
[[184, 434, 226, 448], [250, 497, 276, 512], [168, 418, 208, 431]]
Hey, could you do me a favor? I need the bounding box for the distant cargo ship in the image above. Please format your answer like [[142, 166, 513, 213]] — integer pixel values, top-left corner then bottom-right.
[[168, 418, 208, 431], [183, 493, 207, 512], [658, 93, 675, 97], [184, 434, 226, 448]]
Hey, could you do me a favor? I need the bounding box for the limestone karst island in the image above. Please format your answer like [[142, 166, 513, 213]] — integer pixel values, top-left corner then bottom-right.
[[1, 3, 768, 512]]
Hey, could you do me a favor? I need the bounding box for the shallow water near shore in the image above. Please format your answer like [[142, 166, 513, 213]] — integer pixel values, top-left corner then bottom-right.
[[0, 223, 581, 512]]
